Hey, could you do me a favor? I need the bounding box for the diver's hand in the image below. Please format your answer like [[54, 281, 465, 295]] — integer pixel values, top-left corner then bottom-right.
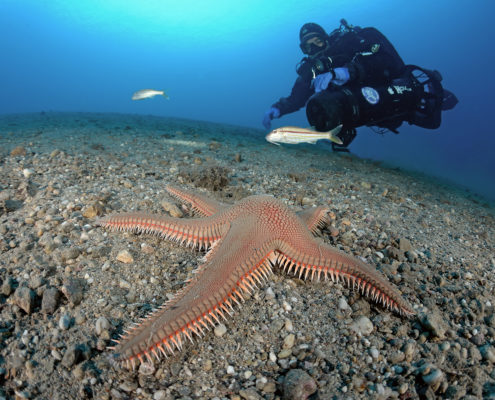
[[313, 68, 350, 92], [313, 72, 334, 93], [333, 67, 350, 86], [262, 107, 280, 130]]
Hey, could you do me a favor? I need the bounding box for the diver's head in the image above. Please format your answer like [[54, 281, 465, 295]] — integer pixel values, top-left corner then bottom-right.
[[299, 23, 328, 56]]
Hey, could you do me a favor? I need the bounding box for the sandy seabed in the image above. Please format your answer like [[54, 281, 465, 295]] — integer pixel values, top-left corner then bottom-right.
[[0, 112, 494, 400]]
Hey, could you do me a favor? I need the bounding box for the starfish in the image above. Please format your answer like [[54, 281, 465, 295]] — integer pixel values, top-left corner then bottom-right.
[[97, 185, 414, 369]]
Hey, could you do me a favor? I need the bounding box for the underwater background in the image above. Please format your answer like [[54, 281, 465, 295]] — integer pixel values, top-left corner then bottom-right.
[[1, 0, 494, 200]]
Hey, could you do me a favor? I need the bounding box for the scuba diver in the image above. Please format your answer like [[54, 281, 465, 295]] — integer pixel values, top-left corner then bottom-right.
[[262, 20, 458, 151]]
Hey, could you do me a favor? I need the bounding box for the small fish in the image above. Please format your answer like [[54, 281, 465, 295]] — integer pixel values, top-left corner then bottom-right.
[[266, 125, 343, 146], [132, 89, 169, 101]]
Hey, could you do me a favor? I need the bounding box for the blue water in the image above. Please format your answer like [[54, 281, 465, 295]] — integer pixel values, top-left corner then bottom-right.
[[1, 0, 494, 200]]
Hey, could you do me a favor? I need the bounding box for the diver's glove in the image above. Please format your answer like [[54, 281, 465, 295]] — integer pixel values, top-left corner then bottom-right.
[[262, 107, 280, 130], [313, 67, 350, 92]]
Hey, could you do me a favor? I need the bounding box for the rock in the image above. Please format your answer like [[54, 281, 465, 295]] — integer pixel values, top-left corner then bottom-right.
[[479, 345, 495, 363], [116, 250, 134, 264], [13, 286, 36, 314], [1, 276, 15, 296], [83, 203, 104, 218], [350, 316, 374, 336], [160, 200, 183, 218], [61, 343, 89, 368], [61, 278, 85, 305], [95, 317, 111, 336], [41, 287, 61, 314], [214, 323, 227, 337], [398, 238, 414, 252], [419, 311, 448, 339], [61, 247, 81, 261], [138, 362, 155, 376], [283, 334, 295, 349], [59, 313, 72, 330], [11, 146, 27, 156], [282, 369, 317, 400], [420, 365, 444, 392], [239, 388, 262, 400]]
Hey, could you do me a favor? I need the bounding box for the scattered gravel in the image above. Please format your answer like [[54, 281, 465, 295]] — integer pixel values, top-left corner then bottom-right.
[[0, 112, 494, 399]]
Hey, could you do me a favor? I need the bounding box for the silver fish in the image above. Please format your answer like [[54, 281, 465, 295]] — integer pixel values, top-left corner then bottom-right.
[[266, 125, 343, 145], [132, 89, 169, 101]]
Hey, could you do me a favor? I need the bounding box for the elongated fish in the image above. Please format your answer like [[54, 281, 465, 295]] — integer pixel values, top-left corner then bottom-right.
[[132, 89, 169, 101], [266, 124, 343, 145]]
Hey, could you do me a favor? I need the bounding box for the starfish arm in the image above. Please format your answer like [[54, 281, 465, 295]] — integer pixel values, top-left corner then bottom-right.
[[275, 238, 415, 316], [96, 212, 227, 250], [109, 219, 276, 369], [296, 206, 331, 235], [166, 185, 227, 217]]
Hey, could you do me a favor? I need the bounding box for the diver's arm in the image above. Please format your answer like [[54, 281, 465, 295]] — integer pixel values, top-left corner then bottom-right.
[[272, 75, 314, 116]]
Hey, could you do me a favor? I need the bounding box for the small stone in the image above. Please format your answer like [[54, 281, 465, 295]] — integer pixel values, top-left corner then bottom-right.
[[153, 390, 169, 400], [214, 323, 227, 337], [42, 287, 61, 314], [160, 200, 183, 218], [138, 362, 156, 376], [1, 276, 15, 296], [239, 388, 262, 400], [95, 316, 111, 336], [13, 286, 36, 314], [61, 344, 86, 368], [370, 347, 379, 359], [22, 168, 34, 178], [398, 238, 414, 252], [283, 369, 317, 400], [59, 313, 72, 330], [283, 334, 295, 349], [338, 297, 351, 311], [284, 319, 294, 332], [116, 250, 133, 264], [11, 146, 27, 156], [203, 359, 212, 371], [278, 349, 292, 359], [350, 316, 374, 336], [421, 366, 444, 392], [83, 203, 104, 218], [480, 345, 495, 363], [419, 311, 447, 339], [226, 365, 235, 375], [62, 278, 85, 305], [265, 286, 275, 300], [61, 247, 81, 261]]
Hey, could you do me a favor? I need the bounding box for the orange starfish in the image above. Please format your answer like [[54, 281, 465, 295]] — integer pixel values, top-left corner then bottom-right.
[[97, 185, 414, 369]]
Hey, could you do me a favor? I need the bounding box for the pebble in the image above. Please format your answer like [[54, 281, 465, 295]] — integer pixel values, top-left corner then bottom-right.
[[153, 390, 169, 400], [161, 200, 183, 218], [479, 344, 495, 363], [116, 250, 134, 264], [61, 279, 84, 305], [13, 286, 36, 314], [282, 369, 317, 400], [421, 366, 444, 392], [226, 365, 235, 375], [338, 297, 351, 311], [214, 323, 227, 337], [265, 286, 275, 300], [95, 316, 110, 336], [58, 313, 71, 330], [283, 333, 295, 349], [22, 168, 34, 178], [419, 311, 447, 339], [41, 287, 61, 314], [138, 362, 156, 376], [350, 316, 374, 336]]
